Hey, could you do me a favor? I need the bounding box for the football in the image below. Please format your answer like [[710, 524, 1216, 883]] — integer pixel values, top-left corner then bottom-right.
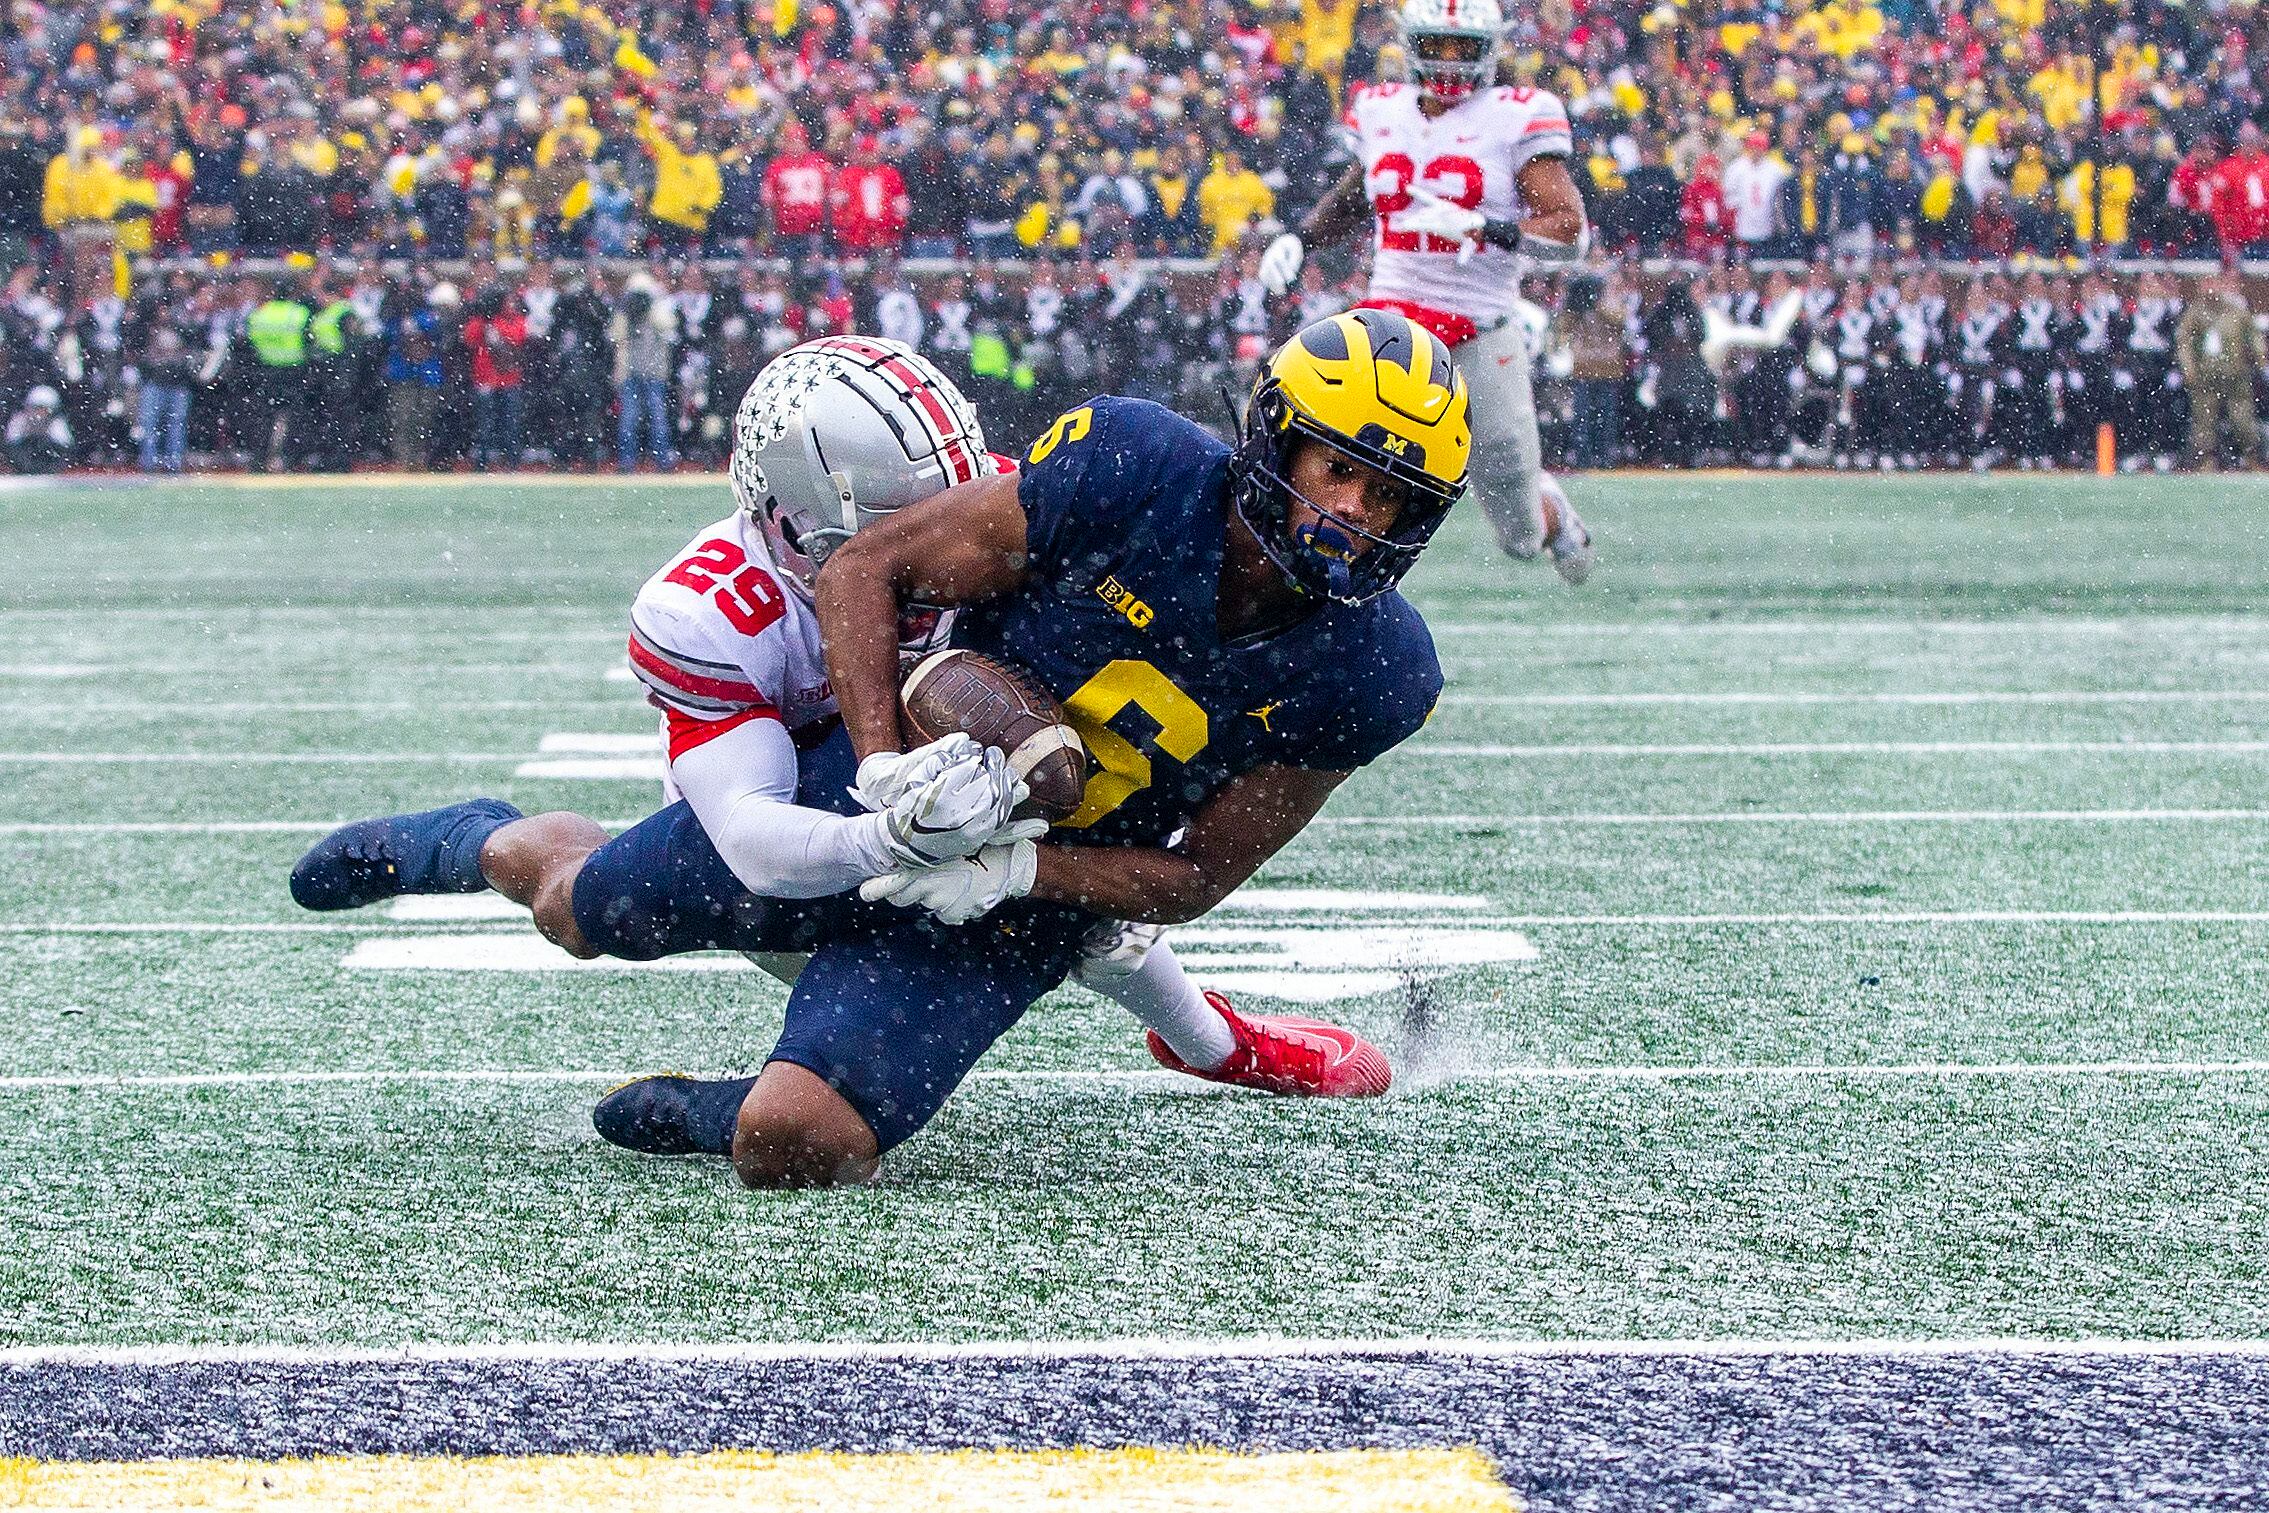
[[899, 649, 1090, 825]]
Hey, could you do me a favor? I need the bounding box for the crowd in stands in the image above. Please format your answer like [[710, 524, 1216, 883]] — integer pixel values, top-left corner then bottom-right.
[[5, 254, 2265, 476], [10, 0, 2269, 268], [4, 0, 2269, 472]]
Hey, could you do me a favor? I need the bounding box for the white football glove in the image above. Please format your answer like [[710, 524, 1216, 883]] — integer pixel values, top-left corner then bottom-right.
[[853, 734, 978, 811], [859, 838, 1038, 926], [873, 745, 1045, 867], [1400, 187, 1486, 264], [1258, 231, 1305, 295]]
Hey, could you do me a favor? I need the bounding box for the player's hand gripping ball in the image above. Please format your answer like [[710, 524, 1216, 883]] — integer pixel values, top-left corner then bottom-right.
[[898, 649, 1090, 825]]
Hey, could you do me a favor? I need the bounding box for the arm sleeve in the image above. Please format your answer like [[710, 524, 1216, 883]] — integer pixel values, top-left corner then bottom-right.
[[667, 712, 901, 899]]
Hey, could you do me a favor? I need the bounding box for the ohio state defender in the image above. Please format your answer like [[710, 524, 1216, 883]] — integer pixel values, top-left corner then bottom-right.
[[1261, 0, 1594, 584]]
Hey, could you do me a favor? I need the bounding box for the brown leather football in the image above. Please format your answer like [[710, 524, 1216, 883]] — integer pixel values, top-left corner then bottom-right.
[[899, 649, 1091, 825]]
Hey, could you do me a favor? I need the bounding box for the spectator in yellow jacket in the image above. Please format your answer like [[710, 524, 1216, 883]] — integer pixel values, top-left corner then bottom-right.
[[110, 147, 158, 255], [536, 98, 603, 169], [44, 127, 126, 230], [1197, 149, 1274, 253], [638, 113, 722, 251]]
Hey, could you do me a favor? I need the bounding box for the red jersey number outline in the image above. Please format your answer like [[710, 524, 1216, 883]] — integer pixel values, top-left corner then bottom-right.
[[1371, 152, 1487, 254], [662, 538, 786, 638]]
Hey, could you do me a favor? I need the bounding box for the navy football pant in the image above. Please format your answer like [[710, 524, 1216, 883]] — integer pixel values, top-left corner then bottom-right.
[[568, 724, 1086, 1150]]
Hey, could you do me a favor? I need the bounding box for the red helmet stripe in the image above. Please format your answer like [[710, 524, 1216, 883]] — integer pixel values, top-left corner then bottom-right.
[[877, 354, 977, 482]]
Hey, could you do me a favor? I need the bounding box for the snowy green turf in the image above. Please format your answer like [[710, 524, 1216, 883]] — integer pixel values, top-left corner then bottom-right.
[[3, 473, 2268, 1347]]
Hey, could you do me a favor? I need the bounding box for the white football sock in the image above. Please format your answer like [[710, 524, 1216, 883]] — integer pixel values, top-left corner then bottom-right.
[[1094, 941, 1236, 1071]]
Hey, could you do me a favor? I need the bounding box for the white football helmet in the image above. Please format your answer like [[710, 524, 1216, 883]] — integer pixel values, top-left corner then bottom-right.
[[1397, 0, 1504, 104], [729, 335, 993, 595]]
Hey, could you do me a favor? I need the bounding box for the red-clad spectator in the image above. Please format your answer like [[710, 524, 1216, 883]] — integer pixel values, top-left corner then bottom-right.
[[2211, 123, 2269, 255], [761, 120, 832, 258], [1970, 191, 2017, 259], [1681, 154, 1730, 259], [828, 133, 910, 254], [464, 302, 527, 470], [148, 151, 190, 255], [2170, 136, 2222, 255]]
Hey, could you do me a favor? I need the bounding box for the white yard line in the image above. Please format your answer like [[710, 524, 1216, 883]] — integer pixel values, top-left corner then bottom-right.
[[1437, 689, 2269, 707], [0, 822, 346, 834], [5, 910, 2268, 938], [1408, 740, 2269, 757], [1488, 910, 2269, 925], [8, 1060, 2269, 1096], [4, 1335, 2269, 1370], [515, 756, 662, 779], [1305, 809, 2269, 827], [0, 752, 526, 764], [6, 741, 2266, 765], [538, 732, 658, 754], [9, 809, 2269, 837], [0, 922, 474, 936], [1426, 616, 2269, 637], [0, 701, 640, 715]]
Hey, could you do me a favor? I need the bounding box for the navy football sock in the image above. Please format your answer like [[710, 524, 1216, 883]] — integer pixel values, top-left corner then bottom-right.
[[289, 798, 522, 911], [592, 1075, 759, 1157]]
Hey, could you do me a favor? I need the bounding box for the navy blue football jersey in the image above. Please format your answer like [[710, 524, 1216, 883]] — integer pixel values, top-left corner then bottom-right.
[[953, 395, 1444, 849]]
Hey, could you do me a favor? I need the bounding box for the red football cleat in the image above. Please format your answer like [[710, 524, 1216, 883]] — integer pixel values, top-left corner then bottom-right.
[[1148, 992, 1393, 1097]]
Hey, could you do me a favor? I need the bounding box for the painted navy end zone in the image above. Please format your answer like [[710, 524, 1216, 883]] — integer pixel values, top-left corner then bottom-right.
[[958, 396, 1445, 850]]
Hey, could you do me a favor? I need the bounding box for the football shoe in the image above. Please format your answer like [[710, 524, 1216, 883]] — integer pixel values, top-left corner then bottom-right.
[[1539, 473, 1595, 586], [592, 1074, 758, 1157], [288, 798, 521, 911], [1147, 992, 1393, 1098]]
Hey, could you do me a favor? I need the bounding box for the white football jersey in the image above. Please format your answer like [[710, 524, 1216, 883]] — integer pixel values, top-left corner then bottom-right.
[[626, 511, 837, 761], [1344, 81, 1572, 327]]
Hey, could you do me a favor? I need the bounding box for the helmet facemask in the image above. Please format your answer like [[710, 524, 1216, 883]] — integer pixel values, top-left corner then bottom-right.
[[1401, 25, 1499, 103], [1231, 383, 1461, 607]]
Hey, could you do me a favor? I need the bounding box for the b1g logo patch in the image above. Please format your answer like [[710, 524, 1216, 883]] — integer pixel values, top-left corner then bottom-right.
[[1095, 575, 1154, 630]]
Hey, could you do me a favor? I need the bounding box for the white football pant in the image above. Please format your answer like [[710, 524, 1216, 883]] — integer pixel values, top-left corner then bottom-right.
[[1457, 317, 1547, 559]]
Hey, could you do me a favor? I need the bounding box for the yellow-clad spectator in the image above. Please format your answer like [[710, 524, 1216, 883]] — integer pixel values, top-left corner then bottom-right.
[[2009, 142, 2051, 207], [2062, 157, 2136, 246], [1035, 25, 1084, 76], [44, 126, 126, 229], [1300, 0, 1361, 83], [287, 125, 338, 178], [1016, 154, 1081, 251], [110, 146, 158, 255], [2028, 54, 2091, 132], [1794, 0, 1883, 59], [1993, 0, 2046, 30], [537, 99, 603, 170], [637, 112, 723, 251], [528, 133, 592, 247], [1196, 148, 1274, 253]]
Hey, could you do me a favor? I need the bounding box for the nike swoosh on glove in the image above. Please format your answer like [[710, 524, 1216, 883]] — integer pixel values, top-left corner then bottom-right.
[[852, 733, 981, 813], [858, 839, 1038, 926], [1400, 187, 1486, 263], [878, 746, 1046, 866]]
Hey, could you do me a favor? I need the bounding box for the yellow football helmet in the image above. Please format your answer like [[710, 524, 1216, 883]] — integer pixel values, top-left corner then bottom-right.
[[1230, 307, 1471, 604]]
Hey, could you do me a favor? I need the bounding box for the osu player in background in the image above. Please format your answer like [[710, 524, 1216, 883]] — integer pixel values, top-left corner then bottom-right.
[[1260, 0, 1595, 585], [293, 317, 1454, 1186]]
